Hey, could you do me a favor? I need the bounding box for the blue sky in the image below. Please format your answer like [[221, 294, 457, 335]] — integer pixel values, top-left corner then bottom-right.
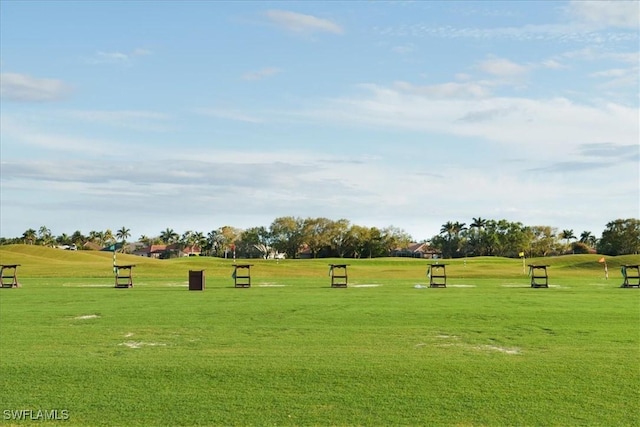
[[1, 0, 638, 241]]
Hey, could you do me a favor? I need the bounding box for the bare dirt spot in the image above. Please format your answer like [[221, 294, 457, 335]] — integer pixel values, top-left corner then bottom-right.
[[351, 284, 381, 288], [74, 314, 100, 320], [476, 345, 521, 355], [258, 283, 286, 287]]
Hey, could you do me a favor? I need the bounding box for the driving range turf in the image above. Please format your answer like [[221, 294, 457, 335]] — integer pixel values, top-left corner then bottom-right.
[[0, 245, 638, 426]]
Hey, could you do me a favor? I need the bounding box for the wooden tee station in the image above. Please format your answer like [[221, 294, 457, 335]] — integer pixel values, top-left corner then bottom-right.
[[427, 263, 447, 288], [114, 265, 135, 288], [621, 265, 640, 288], [329, 264, 348, 288], [528, 264, 549, 288], [1, 264, 20, 288], [233, 264, 253, 288]]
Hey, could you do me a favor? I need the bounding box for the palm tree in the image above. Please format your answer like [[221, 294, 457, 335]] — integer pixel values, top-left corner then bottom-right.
[[103, 229, 115, 245], [560, 229, 575, 245], [468, 217, 487, 256], [89, 230, 105, 246], [38, 226, 53, 246], [470, 217, 487, 230], [452, 221, 467, 237], [192, 231, 205, 254], [160, 228, 179, 244], [560, 229, 576, 254], [22, 228, 37, 245], [116, 227, 131, 252], [579, 231, 597, 248], [440, 221, 455, 240], [116, 227, 131, 242]]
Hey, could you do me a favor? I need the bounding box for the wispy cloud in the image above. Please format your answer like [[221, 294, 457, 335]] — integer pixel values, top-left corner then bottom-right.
[[528, 142, 639, 173], [265, 10, 343, 35], [1, 116, 120, 155], [589, 66, 639, 90], [86, 48, 152, 65], [393, 81, 490, 98], [568, 0, 640, 29], [194, 108, 264, 123], [62, 110, 172, 131], [0, 72, 71, 102], [242, 67, 282, 81]]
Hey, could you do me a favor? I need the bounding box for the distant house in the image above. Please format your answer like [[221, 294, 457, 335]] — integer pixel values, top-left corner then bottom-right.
[[83, 242, 102, 251], [392, 242, 440, 259], [133, 244, 201, 258]]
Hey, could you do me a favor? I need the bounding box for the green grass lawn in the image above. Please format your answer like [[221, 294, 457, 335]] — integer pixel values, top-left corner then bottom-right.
[[1, 246, 639, 426]]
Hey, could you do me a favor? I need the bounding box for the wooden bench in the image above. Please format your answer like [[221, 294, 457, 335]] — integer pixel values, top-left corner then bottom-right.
[[114, 265, 135, 288], [428, 264, 447, 288], [233, 264, 253, 288], [621, 265, 640, 288], [528, 265, 549, 288], [0, 264, 20, 288], [329, 264, 348, 288]]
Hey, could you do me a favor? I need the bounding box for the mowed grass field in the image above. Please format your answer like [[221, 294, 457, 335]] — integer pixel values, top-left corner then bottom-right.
[[0, 245, 638, 426]]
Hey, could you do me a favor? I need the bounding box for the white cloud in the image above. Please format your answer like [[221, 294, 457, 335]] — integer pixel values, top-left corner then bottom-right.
[[242, 67, 282, 81], [87, 48, 152, 65], [265, 10, 343, 35], [568, 0, 640, 29], [476, 57, 529, 77], [539, 59, 566, 69], [0, 72, 71, 102], [294, 83, 638, 159]]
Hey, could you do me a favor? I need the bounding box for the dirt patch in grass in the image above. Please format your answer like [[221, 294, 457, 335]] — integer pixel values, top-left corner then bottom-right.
[[119, 341, 167, 349], [74, 314, 100, 320], [476, 345, 521, 355]]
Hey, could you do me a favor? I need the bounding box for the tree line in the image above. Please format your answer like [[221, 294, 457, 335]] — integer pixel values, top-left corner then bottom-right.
[[3, 217, 638, 258]]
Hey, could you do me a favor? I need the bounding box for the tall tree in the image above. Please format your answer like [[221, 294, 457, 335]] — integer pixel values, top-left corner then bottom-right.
[[597, 218, 640, 256], [116, 227, 131, 252], [103, 229, 115, 245], [270, 216, 304, 259], [22, 228, 37, 245], [38, 226, 53, 246], [240, 226, 272, 259], [327, 219, 351, 258], [70, 230, 86, 247], [302, 217, 333, 258], [560, 229, 576, 248], [470, 217, 487, 230], [579, 231, 597, 248], [159, 228, 179, 244]]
